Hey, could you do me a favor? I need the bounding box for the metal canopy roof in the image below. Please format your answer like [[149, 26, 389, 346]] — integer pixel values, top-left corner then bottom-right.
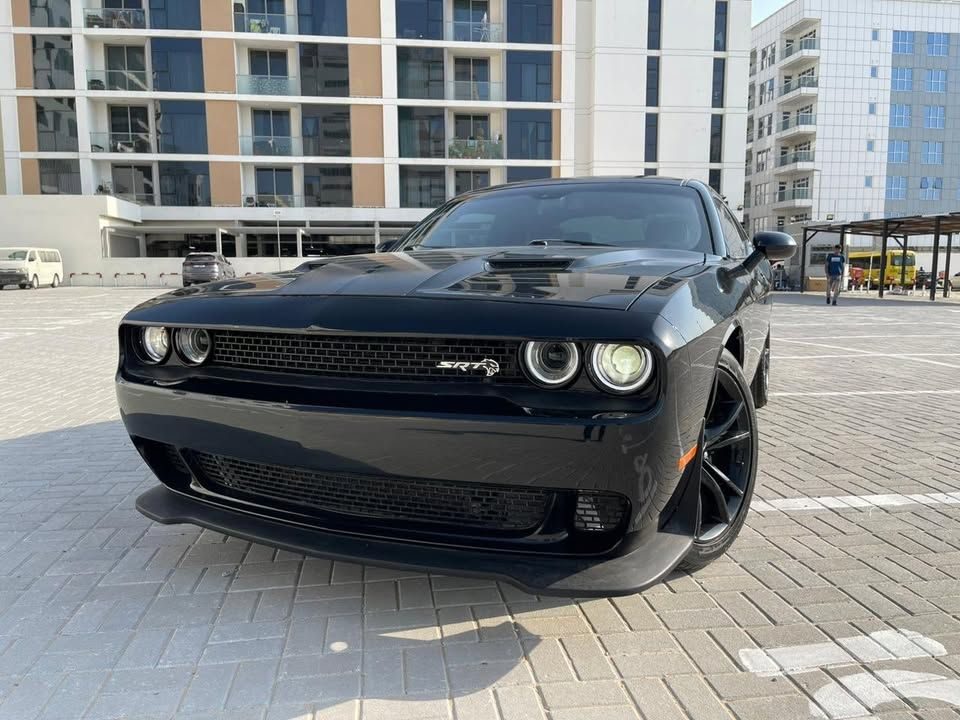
[[803, 212, 960, 237]]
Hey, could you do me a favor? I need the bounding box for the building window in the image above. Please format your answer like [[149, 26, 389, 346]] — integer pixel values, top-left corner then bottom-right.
[[400, 166, 446, 208], [888, 139, 909, 164], [112, 164, 154, 204], [454, 57, 492, 100], [871, 29, 879, 41], [455, 170, 490, 195], [648, 0, 661, 50], [150, 0, 200, 29], [255, 167, 295, 205], [927, 32, 949, 56], [714, 1, 728, 52], [297, 0, 347, 36], [32, 35, 73, 90], [302, 105, 350, 156], [712, 58, 725, 108], [30, 0, 72, 27], [156, 100, 208, 154], [645, 113, 658, 162], [870, 66, 878, 78], [759, 42, 776, 68], [890, 103, 911, 127], [107, 105, 150, 152], [35, 97, 77, 151], [250, 50, 288, 79], [506, 51, 552, 102], [397, 47, 444, 99], [151, 38, 204, 92], [104, 45, 148, 92], [507, 109, 552, 159], [892, 67, 912, 91], [507, 167, 551, 182], [709, 115, 723, 164], [926, 69, 947, 92], [300, 44, 349, 97], [868, 102, 877, 115], [251, 109, 291, 154], [39, 159, 80, 194], [398, 107, 446, 158], [304, 164, 352, 207], [507, 0, 552, 43], [646, 57, 659, 106], [867, 139, 875, 152], [885, 175, 907, 200], [395, 0, 443, 39], [709, 169, 721, 193], [864, 176, 873, 188], [924, 105, 945, 129], [920, 176, 943, 200], [159, 162, 210, 206], [892, 30, 914, 54], [922, 140, 944, 164]]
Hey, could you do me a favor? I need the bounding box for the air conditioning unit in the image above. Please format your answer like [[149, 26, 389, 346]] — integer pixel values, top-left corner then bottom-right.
[[243, 196, 256, 207]]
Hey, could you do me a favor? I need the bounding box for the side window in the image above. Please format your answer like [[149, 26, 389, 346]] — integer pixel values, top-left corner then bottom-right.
[[714, 199, 748, 258], [27, 251, 37, 262]]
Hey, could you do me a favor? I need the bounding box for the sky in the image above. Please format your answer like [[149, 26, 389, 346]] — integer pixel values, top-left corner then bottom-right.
[[752, 0, 793, 25]]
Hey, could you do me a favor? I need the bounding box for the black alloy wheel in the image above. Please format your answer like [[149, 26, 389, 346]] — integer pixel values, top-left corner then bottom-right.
[[681, 349, 758, 570]]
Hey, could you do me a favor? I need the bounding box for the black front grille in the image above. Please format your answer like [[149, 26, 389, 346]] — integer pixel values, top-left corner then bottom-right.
[[574, 492, 629, 531], [191, 451, 552, 532], [210, 331, 522, 382]]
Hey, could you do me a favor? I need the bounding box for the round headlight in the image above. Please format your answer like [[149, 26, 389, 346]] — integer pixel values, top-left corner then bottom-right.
[[589, 344, 654, 394], [139, 326, 170, 364], [175, 328, 212, 366], [522, 341, 580, 387]]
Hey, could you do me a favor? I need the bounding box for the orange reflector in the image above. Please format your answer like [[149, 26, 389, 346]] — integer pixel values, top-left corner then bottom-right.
[[678, 444, 698, 472]]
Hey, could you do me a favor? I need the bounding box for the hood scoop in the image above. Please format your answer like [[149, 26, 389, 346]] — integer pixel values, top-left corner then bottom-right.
[[485, 255, 575, 272]]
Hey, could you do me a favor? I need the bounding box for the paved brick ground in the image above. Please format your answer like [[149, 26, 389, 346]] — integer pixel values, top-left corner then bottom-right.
[[1, 287, 959, 720]]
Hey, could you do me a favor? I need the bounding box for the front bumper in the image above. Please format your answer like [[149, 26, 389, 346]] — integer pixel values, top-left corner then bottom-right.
[[0, 272, 27, 286], [118, 378, 699, 596]]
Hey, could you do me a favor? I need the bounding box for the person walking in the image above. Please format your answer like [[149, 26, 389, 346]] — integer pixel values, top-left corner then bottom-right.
[[824, 244, 845, 305]]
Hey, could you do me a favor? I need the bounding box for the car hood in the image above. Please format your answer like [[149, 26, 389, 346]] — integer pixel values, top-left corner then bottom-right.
[[175, 247, 706, 310]]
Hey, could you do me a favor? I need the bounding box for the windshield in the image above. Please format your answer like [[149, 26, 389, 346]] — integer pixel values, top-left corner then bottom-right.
[[891, 255, 916, 267], [401, 183, 714, 253], [0, 249, 28, 261]]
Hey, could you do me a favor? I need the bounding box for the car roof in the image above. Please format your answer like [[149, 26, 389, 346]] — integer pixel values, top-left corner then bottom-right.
[[457, 176, 710, 201]]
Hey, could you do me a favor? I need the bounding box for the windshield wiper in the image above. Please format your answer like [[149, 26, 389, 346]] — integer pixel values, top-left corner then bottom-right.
[[527, 239, 617, 248]]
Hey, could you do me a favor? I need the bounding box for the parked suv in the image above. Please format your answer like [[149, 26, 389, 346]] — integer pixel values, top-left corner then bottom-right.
[[181, 253, 235, 287]]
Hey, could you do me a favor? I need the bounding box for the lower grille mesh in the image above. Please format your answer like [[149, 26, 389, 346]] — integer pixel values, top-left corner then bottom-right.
[[191, 451, 552, 532]]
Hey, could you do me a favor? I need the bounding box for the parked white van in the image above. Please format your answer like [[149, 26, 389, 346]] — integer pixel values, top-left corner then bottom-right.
[[0, 248, 64, 289]]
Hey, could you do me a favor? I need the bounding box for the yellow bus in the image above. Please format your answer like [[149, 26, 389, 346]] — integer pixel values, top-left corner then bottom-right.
[[848, 250, 917, 288]]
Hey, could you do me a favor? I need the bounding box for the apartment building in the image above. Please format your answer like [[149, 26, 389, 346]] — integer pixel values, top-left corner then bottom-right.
[[746, 0, 960, 242], [0, 0, 748, 276]]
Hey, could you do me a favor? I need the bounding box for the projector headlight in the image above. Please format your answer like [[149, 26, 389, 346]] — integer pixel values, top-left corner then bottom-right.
[[139, 326, 170, 364], [521, 341, 580, 388], [588, 344, 654, 394], [174, 328, 212, 366]]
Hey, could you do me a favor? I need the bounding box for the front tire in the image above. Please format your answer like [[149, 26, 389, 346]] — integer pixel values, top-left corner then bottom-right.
[[51, 274, 60, 288], [680, 348, 758, 572], [751, 337, 771, 409], [30, 275, 39, 289]]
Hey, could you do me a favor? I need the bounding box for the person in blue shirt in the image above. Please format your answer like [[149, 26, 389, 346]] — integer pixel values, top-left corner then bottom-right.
[[824, 244, 845, 305]]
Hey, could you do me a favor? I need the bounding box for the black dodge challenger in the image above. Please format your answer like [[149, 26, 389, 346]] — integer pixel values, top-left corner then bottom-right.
[[117, 178, 795, 596]]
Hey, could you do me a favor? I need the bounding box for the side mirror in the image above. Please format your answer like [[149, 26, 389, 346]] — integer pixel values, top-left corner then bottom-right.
[[752, 231, 798, 263]]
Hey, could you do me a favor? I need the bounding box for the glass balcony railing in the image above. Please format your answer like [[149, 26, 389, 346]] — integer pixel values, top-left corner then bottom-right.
[[233, 12, 296, 34], [239, 136, 302, 156], [243, 194, 304, 208], [448, 137, 504, 159], [237, 75, 299, 95], [84, 6, 146, 29], [783, 38, 820, 58], [113, 192, 155, 205], [779, 113, 817, 132], [780, 76, 818, 96], [86, 69, 149, 92], [777, 150, 815, 166], [89, 132, 152, 153], [776, 188, 812, 202], [302, 137, 351, 156], [446, 80, 504, 102], [445, 20, 504, 42]]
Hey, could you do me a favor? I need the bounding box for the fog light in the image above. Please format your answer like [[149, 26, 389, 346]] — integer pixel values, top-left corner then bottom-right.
[[574, 492, 629, 532]]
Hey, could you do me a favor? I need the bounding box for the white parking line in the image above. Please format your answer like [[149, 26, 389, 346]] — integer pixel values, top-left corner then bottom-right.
[[752, 491, 960, 514]]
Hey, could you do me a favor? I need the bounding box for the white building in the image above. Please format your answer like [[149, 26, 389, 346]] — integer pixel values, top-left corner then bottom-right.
[[0, 0, 749, 282]]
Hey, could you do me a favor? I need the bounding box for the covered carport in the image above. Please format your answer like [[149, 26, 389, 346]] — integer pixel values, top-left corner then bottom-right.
[[799, 213, 960, 301]]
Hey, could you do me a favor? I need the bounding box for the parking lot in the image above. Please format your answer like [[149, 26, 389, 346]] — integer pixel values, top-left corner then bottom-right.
[[1, 286, 959, 720]]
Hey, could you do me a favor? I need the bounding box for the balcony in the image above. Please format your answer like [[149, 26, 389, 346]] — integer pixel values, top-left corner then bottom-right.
[[447, 80, 504, 102], [237, 75, 299, 95], [113, 192, 155, 205], [90, 132, 152, 153], [779, 76, 818, 103], [775, 150, 815, 173], [242, 194, 304, 208], [86, 69, 150, 92], [84, 6, 146, 29], [773, 188, 813, 207], [778, 113, 816, 139], [239, 135, 302, 156], [448, 138, 504, 159], [781, 38, 820, 69], [445, 20, 504, 42], [233, 12, 296, 34]]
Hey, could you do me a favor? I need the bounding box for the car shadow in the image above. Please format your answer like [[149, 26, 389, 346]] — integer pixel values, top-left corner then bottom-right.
[[773, 290, 958, 308]]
